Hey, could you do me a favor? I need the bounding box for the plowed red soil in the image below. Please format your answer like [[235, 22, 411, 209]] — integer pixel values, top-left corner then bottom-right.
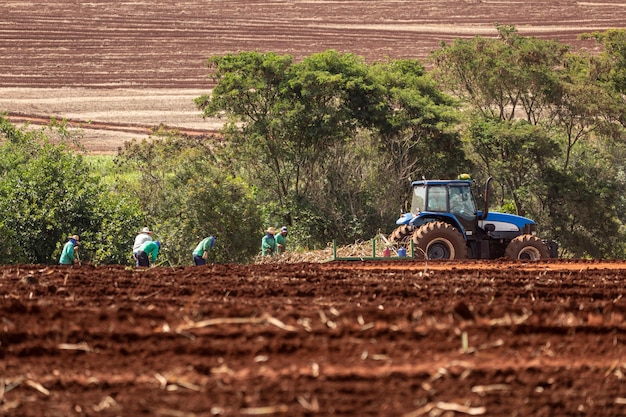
[[3, 2, 626, 416], [3, 260, 626, 416]]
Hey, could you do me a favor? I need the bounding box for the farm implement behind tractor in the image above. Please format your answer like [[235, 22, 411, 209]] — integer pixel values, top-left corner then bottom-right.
[[331, 234, 417, 261]]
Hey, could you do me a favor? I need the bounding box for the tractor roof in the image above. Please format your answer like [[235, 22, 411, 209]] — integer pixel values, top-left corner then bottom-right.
[[411, 179, 472, 187]]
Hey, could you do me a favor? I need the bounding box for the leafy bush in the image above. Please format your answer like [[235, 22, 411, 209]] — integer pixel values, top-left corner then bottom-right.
[[115, 133, 262, 264], [0, 116, 143, 264]]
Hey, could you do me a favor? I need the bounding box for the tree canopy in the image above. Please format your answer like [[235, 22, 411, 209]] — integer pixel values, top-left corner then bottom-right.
[[114, 130, 262, 264], [196, 50, 466, 246], [0, 116, 143, 264]]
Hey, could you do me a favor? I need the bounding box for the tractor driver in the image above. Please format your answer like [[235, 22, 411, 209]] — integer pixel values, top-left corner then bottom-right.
[[427, 186, 447, 211], [450, 186, 475, 218]]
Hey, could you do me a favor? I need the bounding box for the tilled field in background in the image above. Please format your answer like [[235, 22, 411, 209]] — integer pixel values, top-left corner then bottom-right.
[[2, 260, 626, 416], [2, 0, 623, 88], [1, 0, 625, 153]]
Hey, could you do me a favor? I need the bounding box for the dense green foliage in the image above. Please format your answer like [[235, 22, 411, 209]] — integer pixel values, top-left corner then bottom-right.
[[0, 118, 143, 264], [430, 25, 626, 258], [2, 27, 626, 263], [113, 131, 262, 264]]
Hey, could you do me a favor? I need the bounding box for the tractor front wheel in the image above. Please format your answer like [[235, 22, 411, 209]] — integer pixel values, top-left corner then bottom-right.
[[505, 235, 550, 260], [411, 221, 467, 260], [388, 225, 413, 246]]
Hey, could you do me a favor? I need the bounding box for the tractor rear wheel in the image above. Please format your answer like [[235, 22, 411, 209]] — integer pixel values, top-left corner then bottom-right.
[[411, 221, 467, 260], [505, 235, 550, 260], [388, 225, 413, 246]]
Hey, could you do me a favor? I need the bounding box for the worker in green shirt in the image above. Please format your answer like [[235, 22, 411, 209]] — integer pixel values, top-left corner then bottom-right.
[[276, 226, 288, 254], [261, 227, 278, 256], [192, 236, 216, 266], [59, 234, 80, 265], [136, 240, 160, 267]]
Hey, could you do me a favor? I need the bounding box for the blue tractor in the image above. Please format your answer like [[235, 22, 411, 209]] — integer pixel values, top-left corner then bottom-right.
[[387, 177, 558, 260]]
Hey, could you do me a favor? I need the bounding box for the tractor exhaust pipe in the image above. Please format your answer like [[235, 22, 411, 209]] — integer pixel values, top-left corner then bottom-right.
[[482, 177, 493, 220]]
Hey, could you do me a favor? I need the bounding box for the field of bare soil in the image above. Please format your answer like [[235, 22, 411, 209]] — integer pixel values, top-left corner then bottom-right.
[[2, 259, 626, 416], [2, 2, 626, 416], [1, 0, 626, 153]]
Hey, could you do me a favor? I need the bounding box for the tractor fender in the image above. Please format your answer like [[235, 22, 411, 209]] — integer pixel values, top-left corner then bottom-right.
[[395, 212, 414, 225]]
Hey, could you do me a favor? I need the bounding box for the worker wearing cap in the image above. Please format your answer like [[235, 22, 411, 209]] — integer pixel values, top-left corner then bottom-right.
[[136, 240, 160, 267], [133, 227, 154, 266], [192, 236, 216, 266], [276, 226, 288, 254], [59, 235, 80, 265], [261, 227, 278, 256]]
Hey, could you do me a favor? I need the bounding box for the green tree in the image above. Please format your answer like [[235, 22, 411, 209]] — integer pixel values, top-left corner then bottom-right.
[[582, 29, 626, 95], [368, 59, 469, 216], [430, 26, 626, 257], [197, 51, 466, 247], [371, 59, 467, 179], [430, 24, 568, 124], [197, 51, 384, 221], [466, 118, 559, 218], [540, 147, 623, 259]]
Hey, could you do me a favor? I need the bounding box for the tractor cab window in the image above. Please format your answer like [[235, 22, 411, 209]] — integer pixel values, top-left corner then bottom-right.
[[449, 185, 476, 219], [426, 185, 447, 211], [411, 185, 426, 214]]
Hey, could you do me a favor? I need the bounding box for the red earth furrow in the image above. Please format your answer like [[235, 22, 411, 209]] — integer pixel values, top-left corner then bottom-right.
[[2, 1, 625, 88], [2, 260, 626, 415]]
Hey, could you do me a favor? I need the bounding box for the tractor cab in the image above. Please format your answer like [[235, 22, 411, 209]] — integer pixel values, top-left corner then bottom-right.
[[409, 179, 478, 235]]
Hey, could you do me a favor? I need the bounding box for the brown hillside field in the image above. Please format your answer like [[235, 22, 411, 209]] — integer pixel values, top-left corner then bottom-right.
[[2, 2, 626, 416], [1, 0, 625, 153]]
